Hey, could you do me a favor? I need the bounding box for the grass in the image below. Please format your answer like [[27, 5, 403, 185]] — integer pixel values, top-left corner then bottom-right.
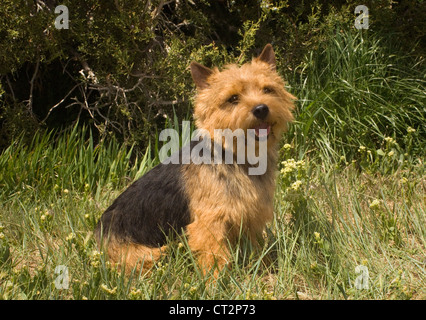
[[0, 28, 425, 300], [288, 29, 425, 164]]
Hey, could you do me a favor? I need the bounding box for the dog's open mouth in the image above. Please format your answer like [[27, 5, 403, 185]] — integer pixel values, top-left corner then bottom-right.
[[253, 123, 271, 140]]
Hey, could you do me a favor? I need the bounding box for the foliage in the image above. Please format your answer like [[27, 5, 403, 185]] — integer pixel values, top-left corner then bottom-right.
[[288, 28, 425, 165], [0, 125, 153, 198], [1, 0, 425, 151]]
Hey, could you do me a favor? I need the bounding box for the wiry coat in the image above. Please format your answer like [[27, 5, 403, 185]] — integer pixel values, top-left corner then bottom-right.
[[95, 44, 296, 275]]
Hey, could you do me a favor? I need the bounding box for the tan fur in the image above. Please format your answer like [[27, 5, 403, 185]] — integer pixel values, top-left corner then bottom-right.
[[100, 235, 166, 274], [182, 159, 277, 274], [184, 48, 295, 276], [193, 59, 295, 146]]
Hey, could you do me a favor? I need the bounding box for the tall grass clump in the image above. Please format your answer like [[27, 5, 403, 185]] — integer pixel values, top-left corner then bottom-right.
[[289, 28, 425, 166], [0, 125, 154, 200]]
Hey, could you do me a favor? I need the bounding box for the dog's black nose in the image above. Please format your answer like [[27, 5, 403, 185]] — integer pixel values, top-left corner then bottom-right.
[[252, 104, 269, 120]]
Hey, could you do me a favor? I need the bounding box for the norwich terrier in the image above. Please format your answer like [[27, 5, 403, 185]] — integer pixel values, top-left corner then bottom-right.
[[95, 44, 296, 276]]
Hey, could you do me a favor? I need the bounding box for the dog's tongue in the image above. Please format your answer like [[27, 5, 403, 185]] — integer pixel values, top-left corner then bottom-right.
[[254, 123, 271, 137]]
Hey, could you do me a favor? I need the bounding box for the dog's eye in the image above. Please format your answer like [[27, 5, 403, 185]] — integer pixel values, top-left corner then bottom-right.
[[227, 94, 239, 105], [263, 87, 275, 94]]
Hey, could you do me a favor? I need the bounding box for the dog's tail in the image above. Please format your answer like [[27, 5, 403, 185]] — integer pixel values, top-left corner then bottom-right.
[[95, 227, 165, 274], [107, 238, 166, 274]]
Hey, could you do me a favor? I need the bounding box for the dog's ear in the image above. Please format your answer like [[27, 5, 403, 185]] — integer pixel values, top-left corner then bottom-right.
[[190, 62, 214, 90], [257, 44, 276, 70]]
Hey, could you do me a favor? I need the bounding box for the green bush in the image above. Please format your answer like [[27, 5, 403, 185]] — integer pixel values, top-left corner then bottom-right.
[[0, 0, 424, 156]]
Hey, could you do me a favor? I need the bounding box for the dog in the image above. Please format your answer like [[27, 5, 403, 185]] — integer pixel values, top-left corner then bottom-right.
[[94, 44, 296, 276]]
